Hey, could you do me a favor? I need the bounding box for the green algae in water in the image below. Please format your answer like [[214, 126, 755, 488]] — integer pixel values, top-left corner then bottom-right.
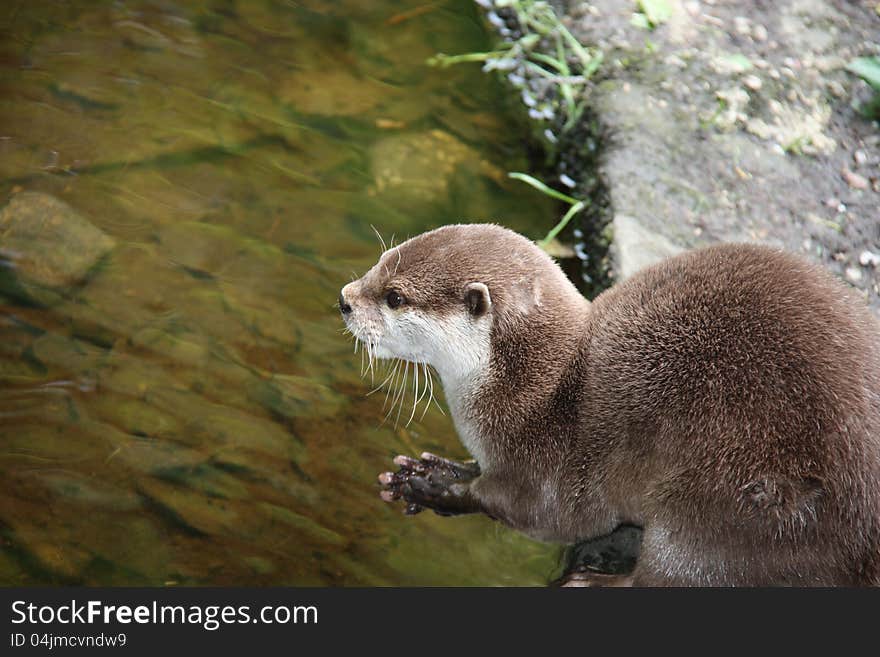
[[0, 0, 562, 586]]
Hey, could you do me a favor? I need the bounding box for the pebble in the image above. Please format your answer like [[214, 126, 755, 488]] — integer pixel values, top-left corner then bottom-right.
[[841, 167, 869, 190], [859, 250, 880, 268], [846, 267, 863, 283], [743, 74, 762, 90], [827, 80, 846, 98], [734, 16, 750, 35], [824, 197, 847, 213], [752, 24, 768, 42], [486, 11, 505, 29], [853, 149, 868, 167], [559, 173, 576, 189]]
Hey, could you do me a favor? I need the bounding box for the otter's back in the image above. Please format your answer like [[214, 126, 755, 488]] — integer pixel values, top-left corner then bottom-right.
[[584, 244, 880, 584]]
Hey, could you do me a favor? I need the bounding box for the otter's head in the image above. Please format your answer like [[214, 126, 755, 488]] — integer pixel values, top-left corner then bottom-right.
[[339, 224, 577, 384]]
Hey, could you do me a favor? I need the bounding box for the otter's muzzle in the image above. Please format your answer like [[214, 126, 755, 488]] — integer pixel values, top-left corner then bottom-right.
[[339, 291, 352, 315]]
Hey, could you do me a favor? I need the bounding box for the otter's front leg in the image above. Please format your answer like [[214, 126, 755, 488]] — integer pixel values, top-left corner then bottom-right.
[[378, 453, 483, 516]]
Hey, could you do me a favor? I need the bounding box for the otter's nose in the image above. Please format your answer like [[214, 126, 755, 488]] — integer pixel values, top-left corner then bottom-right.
[[339, 291, 352, 315]]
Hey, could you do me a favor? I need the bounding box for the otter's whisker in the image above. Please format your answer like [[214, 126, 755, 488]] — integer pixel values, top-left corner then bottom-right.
[[420, 364, 432, 421], [415, 363, 430, 421], [384, 360, 408, 426], [362, 340, 370, 378], [367, 361, 399, 396], [418, 363, 433, 421], [393, 361, 410, 427], [429, 366, 444, 416], [385, 360, 404, 418], [366, 341, 376, 384], [406, 361, 421, 426], [382, 359, 403, 410], [416, 362, 428, 403], [429, 365, 445, 416], [392, 247, 402, 276], [380, 361, 395, 409], [371, 224, 388, 254], [380, 364, 402, 423]]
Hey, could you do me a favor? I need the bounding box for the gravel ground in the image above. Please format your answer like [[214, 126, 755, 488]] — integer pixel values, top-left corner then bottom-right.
[[552, 0, 879, 311]]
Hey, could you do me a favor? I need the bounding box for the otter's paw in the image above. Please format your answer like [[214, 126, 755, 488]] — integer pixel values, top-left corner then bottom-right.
[[554, 569, 635, 588], [378, 452, 481, 516]]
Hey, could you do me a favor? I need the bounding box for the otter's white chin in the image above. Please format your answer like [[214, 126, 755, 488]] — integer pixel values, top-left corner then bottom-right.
[[371, 343, 397, 359]]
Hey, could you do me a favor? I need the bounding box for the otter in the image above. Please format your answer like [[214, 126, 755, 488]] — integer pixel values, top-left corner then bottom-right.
[[339, 223, 880, 586]]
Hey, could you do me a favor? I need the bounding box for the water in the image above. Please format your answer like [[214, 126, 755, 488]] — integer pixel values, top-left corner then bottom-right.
[[0, 0, 561, 585]]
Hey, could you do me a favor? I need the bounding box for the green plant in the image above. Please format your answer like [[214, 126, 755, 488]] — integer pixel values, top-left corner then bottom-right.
[[429, 1, 602, 133], [846, 56, 880, 119], [631, 0, 672, 30], [429, 2, 603, 251], [508, 172, 586, 246]]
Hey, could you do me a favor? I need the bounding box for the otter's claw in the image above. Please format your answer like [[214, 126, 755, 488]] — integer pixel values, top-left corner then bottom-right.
[[378, 453, 481, 516]]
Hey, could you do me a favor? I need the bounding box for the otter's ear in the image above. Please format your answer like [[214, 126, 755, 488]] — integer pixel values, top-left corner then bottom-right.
[[464, 282, 491, 317]]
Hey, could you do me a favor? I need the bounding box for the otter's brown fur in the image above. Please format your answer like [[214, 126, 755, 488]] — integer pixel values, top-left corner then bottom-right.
[[347, 224, 880, 586], [568, 243, 880, 585]]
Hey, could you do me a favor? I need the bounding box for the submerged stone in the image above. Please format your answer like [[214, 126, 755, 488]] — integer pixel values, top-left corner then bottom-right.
[[243, 555, 276, 575], [27, 470, 143, 512], [136, 477, 243, 537], [369, 130, 504, 207], [257, 502, 347, 548], [246, 374, 344, 420], [0, 192, 115, 305], [31, 333, 107, 375], [154, 463, 251, 500], [280, 68, 389, 117]]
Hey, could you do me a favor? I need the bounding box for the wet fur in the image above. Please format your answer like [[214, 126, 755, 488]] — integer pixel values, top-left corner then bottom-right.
[[345, 224, 880, 586]]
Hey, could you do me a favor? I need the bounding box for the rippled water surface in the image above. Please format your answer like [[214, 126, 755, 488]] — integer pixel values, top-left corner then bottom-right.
[[0, 0, 561, 585]]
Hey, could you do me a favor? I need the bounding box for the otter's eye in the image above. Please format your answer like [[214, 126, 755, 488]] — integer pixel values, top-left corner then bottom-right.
[[386, 291, 404, 309]]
